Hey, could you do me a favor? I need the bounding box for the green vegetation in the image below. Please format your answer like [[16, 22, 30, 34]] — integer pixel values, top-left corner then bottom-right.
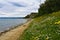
[[25, 0, 60, 18], [18, 0, 60, 40], [38, 0, 60, 16], [19, 11, 60, 40]]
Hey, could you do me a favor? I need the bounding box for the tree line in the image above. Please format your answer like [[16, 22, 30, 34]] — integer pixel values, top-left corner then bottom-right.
[[38, 0, 60, 16], [25, 0, 60, 18]]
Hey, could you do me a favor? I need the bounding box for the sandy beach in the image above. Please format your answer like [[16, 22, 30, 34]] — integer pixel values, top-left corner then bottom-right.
[[0, 19, 32, 40]]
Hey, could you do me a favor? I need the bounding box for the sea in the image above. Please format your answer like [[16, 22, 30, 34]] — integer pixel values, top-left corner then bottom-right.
[[0, 17, 27, 32]]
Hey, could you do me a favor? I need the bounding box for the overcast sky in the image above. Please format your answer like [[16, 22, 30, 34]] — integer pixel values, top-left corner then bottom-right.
[[0, 0, 45, 17]]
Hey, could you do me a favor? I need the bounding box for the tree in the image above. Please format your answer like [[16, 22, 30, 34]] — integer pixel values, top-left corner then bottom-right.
[[38, 0, 60, 16], [25, 13, 38, 18]]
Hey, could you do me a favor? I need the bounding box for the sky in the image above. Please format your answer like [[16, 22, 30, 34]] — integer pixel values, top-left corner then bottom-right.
[[0, 0, 45, 17]]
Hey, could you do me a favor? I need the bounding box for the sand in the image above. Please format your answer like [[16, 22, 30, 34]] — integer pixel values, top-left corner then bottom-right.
[[0, 19, 32, 40]]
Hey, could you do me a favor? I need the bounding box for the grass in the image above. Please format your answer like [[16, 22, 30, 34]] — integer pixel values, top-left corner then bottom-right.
[[19, 11, 60, 40]]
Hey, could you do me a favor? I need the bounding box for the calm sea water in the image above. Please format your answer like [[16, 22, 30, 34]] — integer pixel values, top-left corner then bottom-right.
[[0, 18, 27, 32]]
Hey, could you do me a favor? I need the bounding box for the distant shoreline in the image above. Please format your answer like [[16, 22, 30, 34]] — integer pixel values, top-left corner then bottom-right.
[[0, 17, 25, 19]]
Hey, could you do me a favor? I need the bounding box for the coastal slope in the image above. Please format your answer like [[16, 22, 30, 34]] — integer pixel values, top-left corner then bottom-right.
[[19, 11, 60, 40]]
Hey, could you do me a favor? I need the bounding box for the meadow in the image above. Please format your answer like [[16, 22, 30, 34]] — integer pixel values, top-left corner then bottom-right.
[[19, 11, 60, 40]]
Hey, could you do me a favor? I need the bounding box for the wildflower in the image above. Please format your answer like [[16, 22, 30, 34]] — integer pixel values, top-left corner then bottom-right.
[[46, 36, 49, 40], [34, 36, 39, 40], [55, 21, 60, 24]]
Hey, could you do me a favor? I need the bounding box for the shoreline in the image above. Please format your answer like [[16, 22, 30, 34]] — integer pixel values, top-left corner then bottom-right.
[[0, 23, 23, 36], [0, 19, 32, 40], [0, 18, 31, 36]]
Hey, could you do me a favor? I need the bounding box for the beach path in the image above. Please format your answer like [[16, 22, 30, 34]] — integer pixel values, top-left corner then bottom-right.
[[0, 19, 32, 40]]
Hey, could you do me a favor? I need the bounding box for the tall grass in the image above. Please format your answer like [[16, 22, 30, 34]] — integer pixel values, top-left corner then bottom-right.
[[19, 11, 60, 40]]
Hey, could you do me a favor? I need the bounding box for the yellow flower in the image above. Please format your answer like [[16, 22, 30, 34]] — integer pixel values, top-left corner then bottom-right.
[[34, 36, 39, 40], [55, 21, 60, 24], [46, 36, 49, 40]]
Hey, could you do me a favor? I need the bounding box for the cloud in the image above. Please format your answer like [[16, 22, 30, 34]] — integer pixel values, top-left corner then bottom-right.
[[0, 3, 4, 8], [0, 0, 45, 17], [9, 2, 27, 7]]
